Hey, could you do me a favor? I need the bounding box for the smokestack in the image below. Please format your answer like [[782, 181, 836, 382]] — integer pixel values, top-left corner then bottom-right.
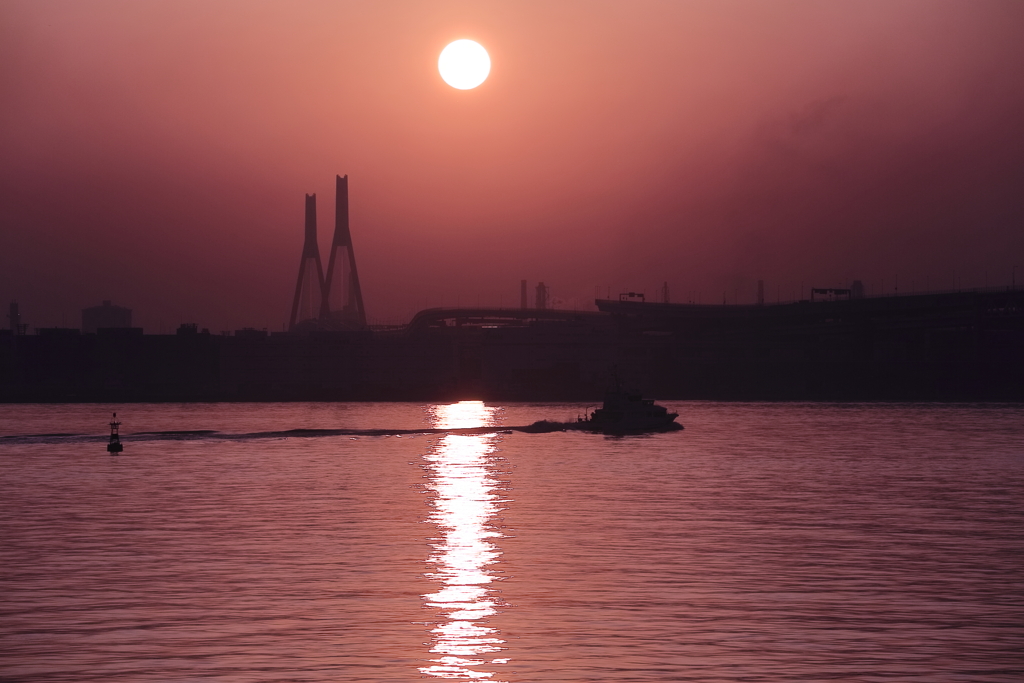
[[520, 280, 527, 309]]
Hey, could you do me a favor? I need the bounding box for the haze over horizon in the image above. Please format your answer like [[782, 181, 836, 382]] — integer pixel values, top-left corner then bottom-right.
[[2, 0, 1022, 332]]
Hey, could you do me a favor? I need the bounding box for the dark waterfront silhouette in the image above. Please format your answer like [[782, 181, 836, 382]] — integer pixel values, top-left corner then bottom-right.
[[4, 176, 1022, 403], [3, 287, 1023, 402]]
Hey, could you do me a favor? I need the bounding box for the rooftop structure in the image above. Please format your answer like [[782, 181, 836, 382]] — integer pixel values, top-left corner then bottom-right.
[[82, 300, 131, 333]]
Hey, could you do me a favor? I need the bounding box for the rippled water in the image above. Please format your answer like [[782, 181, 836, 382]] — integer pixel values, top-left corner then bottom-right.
[[1, 402, 1022, 682]]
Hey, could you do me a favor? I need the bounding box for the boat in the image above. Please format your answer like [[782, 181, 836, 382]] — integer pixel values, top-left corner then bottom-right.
[[578, 381, 682, 434], [107, 413, 123, 453]]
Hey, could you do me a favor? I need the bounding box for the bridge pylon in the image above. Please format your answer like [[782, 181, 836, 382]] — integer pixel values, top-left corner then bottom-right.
[[288, 194, 326, 330], [321, 175, 367, 328]]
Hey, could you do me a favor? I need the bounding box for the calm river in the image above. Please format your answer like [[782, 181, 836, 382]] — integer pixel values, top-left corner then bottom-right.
[[1, 402, 1022, 682]]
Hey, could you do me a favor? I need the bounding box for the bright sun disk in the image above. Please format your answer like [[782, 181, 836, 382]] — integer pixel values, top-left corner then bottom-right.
[[438, 39, 490, 90]]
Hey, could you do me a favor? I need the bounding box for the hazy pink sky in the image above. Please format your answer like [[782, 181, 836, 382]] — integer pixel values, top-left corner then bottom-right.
[[2, 0, 1022, 330]]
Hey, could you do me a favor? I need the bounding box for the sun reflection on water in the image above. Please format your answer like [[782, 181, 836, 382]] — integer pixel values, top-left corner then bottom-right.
[[420, 401, 511, 681]]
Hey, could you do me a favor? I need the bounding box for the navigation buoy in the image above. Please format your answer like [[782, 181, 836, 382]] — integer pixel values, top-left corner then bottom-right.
[[107, 413, 123, 454]]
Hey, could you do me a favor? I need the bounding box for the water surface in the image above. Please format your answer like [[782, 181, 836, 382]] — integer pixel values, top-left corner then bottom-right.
[[1, 402, 1022, 681]]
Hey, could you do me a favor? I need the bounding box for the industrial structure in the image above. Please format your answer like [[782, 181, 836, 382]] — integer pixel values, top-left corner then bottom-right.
[[535, 282, 548, 310], [7, 302, 26, 335]]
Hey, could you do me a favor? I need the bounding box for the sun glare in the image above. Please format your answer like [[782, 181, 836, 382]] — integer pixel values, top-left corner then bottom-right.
[[438, 39, 490, 90]]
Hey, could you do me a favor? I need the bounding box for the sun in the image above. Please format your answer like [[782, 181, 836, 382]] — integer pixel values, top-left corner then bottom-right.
[[438, 39, 490, 90]]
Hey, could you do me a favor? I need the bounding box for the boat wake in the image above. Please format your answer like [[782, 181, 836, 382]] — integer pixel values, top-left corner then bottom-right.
[[0, 419, 683, 447]]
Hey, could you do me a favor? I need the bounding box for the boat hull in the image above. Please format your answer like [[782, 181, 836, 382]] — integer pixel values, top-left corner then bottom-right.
[[578, 414, 682, 434]]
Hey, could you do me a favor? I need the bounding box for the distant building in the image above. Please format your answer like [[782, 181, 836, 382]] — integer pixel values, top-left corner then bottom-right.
[[535, 282, 548, 310], [82, 300, 132, 333], [851, 280, 865, 299]]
